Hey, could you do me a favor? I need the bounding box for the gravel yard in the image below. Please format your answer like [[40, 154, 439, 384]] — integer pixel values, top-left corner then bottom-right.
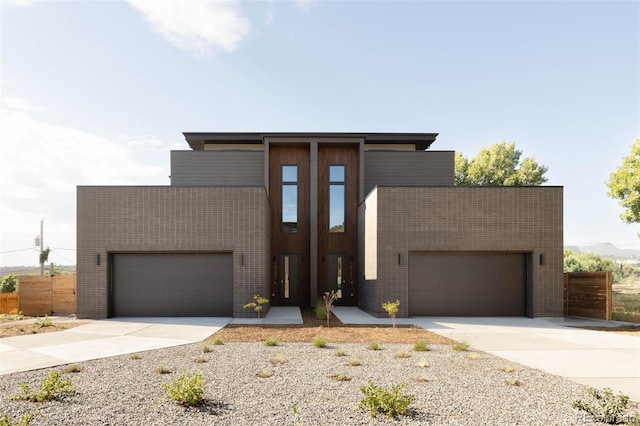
[[0, 341, 614, 425]]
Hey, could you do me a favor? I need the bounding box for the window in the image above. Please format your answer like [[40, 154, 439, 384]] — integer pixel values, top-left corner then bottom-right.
[[329, 165, 345, 233], [282, 165, 298, 233]]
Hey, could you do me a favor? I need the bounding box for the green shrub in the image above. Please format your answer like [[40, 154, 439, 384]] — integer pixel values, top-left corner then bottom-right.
[[10, 371, 75, 402], [157, 365, 173, 374], [201, 344, 212, 353], [194, 357, 208, 364], [0, 274, 18, 293], [315, 299, 327, 320], [210, 337, 224, 345], [413, 340, 428, 352], [335, 347, 347, 357], [264, 337, 279, 347], [348, 358, 361, 367], [572, 387, 631, 424], [368, 341, 380, 351], [395, 351, 410, 359], [33, 316, 52, 328], [312, 335, 327, 348], [452, 340, 469, 351], [359, 381, 414, 418], [243, 294, 269, 319], [163, 371, 204, 406], [0, 412, 36, 426]]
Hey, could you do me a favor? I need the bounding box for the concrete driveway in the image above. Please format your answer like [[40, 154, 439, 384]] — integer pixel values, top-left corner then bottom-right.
[[0, 317, 230, 375], [411, 316, 640, 402]]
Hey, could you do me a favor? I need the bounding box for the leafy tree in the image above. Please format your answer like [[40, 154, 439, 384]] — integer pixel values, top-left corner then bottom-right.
[[607, 138, 640, 234], [39, 247, 50, 265], [455, 141, 548, 186], [0, 274, 18, 293], [563, 249, 634, 284]]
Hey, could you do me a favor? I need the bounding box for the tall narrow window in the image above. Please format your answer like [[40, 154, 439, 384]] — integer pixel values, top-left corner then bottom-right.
[[329, 165, 345, 233], [282, 165, 298, 233]]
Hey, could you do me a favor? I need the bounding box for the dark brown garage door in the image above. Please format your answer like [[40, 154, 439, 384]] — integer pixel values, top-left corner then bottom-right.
[[111, 253, 232, 317], [409, 253, 526, 316]]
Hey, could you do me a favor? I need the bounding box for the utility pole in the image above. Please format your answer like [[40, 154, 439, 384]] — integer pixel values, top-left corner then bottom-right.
[[40, 218, 44, 276]]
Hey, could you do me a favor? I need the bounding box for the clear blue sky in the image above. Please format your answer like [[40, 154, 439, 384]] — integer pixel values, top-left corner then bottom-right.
[[0, 0, 638, 266]]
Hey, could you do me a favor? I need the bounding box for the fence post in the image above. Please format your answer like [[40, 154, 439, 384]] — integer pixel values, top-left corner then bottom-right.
[[563, 273, 569, 316], [606, 271, 612, 321]]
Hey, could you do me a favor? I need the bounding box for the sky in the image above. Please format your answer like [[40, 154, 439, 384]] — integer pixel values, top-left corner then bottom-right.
[[0, 0, 638, 267]]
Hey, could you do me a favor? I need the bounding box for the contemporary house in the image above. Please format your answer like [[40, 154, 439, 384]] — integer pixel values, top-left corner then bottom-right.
[[77, 132, 563, 319]]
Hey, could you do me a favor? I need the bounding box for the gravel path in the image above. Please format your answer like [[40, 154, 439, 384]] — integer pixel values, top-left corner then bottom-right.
[[0, 342, 615, 425]]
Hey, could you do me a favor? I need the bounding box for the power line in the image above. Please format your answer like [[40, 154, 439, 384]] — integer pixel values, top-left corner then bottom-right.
[[0, 248, 37, 254]]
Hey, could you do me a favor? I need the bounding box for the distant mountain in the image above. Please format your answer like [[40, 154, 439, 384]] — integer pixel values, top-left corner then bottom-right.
[[565, 243, 640, 258]]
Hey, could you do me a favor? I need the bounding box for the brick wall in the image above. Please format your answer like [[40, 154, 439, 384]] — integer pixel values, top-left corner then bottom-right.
[[77, 186, 269, 318], [360, 186, 564, 317]]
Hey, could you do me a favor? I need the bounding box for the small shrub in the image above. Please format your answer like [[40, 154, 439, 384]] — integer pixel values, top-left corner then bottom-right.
[[10, 371, 75, 402], [329, 374, 352, 382], [264, 337, 279, 347], [0, 274, 18, 293], [312, 335, 327, 348], [381, 300, 400, 327], [63, 364, 82, 374], [395, 351, 410, 359], [501, 366, 515, 373], [210, 337, 224, 345], [508, 379, 523, 387], [33, 315, 52, 328], [452, 340, 469, 351], [201, 344, 212, 353], [416, 359, 430, 368], [413, 340, 428, 352], [256, 370, 273, 379], [270, 354, 287, 365], [315, 299, 327, 320], [335, 347, 347, 357], [0, 412, 36, 426], [348, 358, 361, 367], [368, 341, 380, 351], [572, 387, 631, 424], [157, 365, 173, 374], [194, 357, 208, 364], [163, 371, 204, 406], [243, 294, 269, 319], [359, 381, 415, 418]]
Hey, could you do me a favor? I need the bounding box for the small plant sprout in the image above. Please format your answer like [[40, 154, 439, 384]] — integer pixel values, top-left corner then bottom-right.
[[264, 337, 279, 347], [130, 353, 142, 360], [395, 351, 410, 359], [335, 347, 347, 357], [201, 344, 212, 353], [323, 291, 338, 327], [34, 315, 53, 328], [0, 412, 36, 426], [501, 366, 515, 373], [157, 365, 173, 374], [508, 379, 523, 387], [329, 374, 352, 382], [381, 300, 400, 327], [194, 356, 208, 364], [413, 340, 429, 352], [243, 294, 269, 319], [312, 334, 327, 348], [368, 341, 380, 351], [416, 359, 430, 368], [359, 381, 415, 418], [452, 340, 470, 352], [256, 370, 273, 379], [163, 370, 204, 406], [210, 337, 224, 345], [63, 364, 82, 373], [348, 358, 362, 367]]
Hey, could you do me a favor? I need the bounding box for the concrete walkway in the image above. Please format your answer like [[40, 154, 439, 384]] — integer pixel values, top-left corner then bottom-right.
[[0, 317, 230, 375], [332, 307, 640, 402]]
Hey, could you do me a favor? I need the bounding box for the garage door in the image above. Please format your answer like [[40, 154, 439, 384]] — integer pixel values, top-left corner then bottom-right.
[[112, 253, 232, 317], [409, 253, 526, 316]]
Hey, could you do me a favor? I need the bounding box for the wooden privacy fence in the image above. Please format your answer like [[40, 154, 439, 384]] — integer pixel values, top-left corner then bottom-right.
[[0, 275, 76, 316], [564, 271, 612, 320], [0, 293, 19, 314]]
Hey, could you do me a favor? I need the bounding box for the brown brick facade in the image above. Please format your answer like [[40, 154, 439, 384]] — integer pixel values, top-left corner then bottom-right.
[[77, 186, 269, 318], [359, 186, 564, 317]]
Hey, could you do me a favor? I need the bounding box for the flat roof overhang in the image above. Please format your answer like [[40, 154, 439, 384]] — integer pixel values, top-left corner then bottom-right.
[[182, 132, 439, 151]]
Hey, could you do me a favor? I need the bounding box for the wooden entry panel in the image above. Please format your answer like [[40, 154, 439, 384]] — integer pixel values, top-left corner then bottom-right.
[[318, 145, 358, 305], [269, 145, 310, 306]]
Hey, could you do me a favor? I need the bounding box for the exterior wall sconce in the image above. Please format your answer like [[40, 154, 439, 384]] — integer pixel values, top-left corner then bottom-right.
[[398, 253, 402, 265], [240, 254, 244, 266], [96, 254, 100, 266], [539, 254, 544, 266]]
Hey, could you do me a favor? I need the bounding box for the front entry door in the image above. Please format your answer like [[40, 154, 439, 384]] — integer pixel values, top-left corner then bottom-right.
[[326, 252, 352, 304], [279, 253, 299, 305]]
